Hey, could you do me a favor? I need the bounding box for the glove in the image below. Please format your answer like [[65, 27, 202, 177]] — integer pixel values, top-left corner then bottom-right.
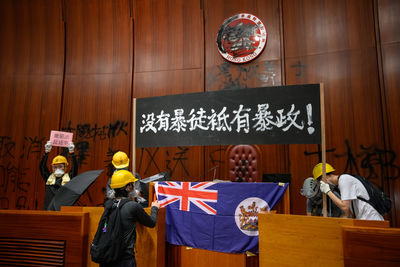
[[320, 181, 331, 194], [68, 142, 75, 153], [44, 140, 52, 153]]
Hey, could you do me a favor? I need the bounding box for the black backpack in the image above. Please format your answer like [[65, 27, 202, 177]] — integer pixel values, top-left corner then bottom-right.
[[350, 174, 392, 216], [90, 198, 130, 264]]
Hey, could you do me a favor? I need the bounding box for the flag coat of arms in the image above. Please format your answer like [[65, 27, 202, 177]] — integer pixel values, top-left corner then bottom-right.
[[155, 181, 288, 253]]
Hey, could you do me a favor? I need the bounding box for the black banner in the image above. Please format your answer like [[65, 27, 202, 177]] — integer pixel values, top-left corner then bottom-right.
[[136, 84, 321, 147]]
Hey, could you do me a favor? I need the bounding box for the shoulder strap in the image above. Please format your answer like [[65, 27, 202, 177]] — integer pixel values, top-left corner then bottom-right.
[[347, 174, 379, 207], [115, 198, 131, 209]]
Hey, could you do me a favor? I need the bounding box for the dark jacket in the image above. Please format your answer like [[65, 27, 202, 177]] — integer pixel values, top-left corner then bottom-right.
[[39, 152, 78, 210], [119, 199, 158, 256]]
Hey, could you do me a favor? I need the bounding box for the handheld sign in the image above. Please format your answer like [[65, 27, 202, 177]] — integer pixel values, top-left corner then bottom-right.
[[50, 130, 73, 147]]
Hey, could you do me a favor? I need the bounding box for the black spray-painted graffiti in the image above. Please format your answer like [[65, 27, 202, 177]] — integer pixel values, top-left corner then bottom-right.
[[304, 139, 400, 181], [20, 136, 46, 160], [104, 148, 120, 177], [166, 147, 189, 177], [61, 120, 129, 166], [62, 120, 128, 141], [0, 119, 129, 209], [136, 147, 190, 178], [0, 136, 15, 158], [207, 60, 279, 90], [290, 60, 306, 77]]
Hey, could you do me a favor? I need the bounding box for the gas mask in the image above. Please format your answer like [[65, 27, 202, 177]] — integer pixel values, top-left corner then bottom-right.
[[54, 169, 65, 178]]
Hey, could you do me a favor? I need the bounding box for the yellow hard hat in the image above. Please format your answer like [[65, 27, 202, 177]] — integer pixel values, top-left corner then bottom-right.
[[110, 170, 138, 189], [312, 163, 335, 180], [51, 155, 69, 166], [112, 151, 129, 169]]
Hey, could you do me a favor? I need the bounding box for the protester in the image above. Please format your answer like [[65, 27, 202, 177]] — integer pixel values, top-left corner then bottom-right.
[[101, 170, 160, 267], [300, 177, 342, 217], [313, 162, 384, 221], [106, 151, 148, 207], [40, 140, 78, 210]]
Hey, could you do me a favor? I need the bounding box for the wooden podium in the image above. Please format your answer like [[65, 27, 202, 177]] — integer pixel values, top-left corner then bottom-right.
[[0, 210, 89, 266], [0, 207, 165, 267], [61, 206, 165, 267], [258, 213, 399, 266]]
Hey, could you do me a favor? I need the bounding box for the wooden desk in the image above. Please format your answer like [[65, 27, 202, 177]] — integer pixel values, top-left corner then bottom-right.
[[342, 226, 400, 266], [61, 205, 165, 267], [60, 206, 104, 267], [258, 213, 390, 267], [0, 210, 89, 266]]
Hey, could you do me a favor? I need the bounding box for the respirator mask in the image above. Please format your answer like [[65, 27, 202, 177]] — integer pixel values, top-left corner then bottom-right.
[[54, 169, 65, 178]]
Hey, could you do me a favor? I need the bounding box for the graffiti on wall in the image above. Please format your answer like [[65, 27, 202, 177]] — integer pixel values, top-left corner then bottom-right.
[[0, 119, 130, 209], [304, 139, 400, 183], [206, 60, 280, 90]]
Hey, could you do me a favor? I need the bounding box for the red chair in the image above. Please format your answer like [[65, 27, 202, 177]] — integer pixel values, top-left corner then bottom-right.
[[226, 145, 262, 182]]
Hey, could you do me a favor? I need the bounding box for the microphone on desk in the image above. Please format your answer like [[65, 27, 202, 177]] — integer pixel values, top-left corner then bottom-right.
[[192, 165, 220, 181]]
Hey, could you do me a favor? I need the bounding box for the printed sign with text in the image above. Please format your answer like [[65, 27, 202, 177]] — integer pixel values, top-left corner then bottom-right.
[[50, 130, 73, 147]]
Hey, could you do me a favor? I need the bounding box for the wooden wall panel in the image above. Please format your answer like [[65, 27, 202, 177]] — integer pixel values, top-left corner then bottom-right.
[[378, 0, 400, 44], [61, 0, 133, 207], [204, 0, 288, 183], [283, 0, 386, 215], [133, 0, 204, 181], [133, 0, 203, 73], [65, 0, 132, 74], [378, 0, 400, 226], [0, 0, 64, 210], [0, 0, 64, 75], [284, 0, 376, 57]]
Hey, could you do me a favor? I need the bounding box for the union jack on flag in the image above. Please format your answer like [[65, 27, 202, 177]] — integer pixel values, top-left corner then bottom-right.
[[155, 182, 218, 215]]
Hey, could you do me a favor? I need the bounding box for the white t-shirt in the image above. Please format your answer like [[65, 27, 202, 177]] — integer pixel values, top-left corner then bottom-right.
[[338, 174, 384, 221]]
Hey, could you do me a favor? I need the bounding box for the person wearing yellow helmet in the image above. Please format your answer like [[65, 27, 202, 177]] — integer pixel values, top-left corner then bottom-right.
[[106, 151, 130, 200], [112, 151, 130, 170], [105, 151, 149, 208], [98, 170, 160, 266], [39, 140, 78, 210], [312, 162, 383, 221]]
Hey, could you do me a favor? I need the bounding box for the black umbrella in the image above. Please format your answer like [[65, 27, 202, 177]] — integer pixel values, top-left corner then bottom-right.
[[47, 169, 104, 211]]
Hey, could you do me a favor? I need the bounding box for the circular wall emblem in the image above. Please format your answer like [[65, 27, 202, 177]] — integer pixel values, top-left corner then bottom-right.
[[234, 197, 270, 236], [216, 13, 267, 64]]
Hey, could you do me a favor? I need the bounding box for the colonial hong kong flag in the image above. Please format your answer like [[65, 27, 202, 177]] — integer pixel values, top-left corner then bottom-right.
[[155, 181, 288, 253]]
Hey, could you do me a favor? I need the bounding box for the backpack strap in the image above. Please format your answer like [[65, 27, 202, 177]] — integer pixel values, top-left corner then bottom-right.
[[115, 198, 131, 208], [344, 174, 378, 208]]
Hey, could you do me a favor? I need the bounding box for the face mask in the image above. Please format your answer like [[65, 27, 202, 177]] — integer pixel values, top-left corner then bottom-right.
[[54, 169, 65, 178], [127, 188, 138, 201]]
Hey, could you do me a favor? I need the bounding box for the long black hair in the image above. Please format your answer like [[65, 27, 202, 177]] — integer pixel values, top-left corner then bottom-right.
[[114, 182, 134, 198]]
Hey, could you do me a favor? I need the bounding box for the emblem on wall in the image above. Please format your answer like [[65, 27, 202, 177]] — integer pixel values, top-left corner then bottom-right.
[[216, 13, 267, 63]]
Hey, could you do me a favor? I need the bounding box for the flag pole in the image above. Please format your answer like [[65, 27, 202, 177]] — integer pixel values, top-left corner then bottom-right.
[[132, 98, 137, 174], [320, 83, 327, 217]]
